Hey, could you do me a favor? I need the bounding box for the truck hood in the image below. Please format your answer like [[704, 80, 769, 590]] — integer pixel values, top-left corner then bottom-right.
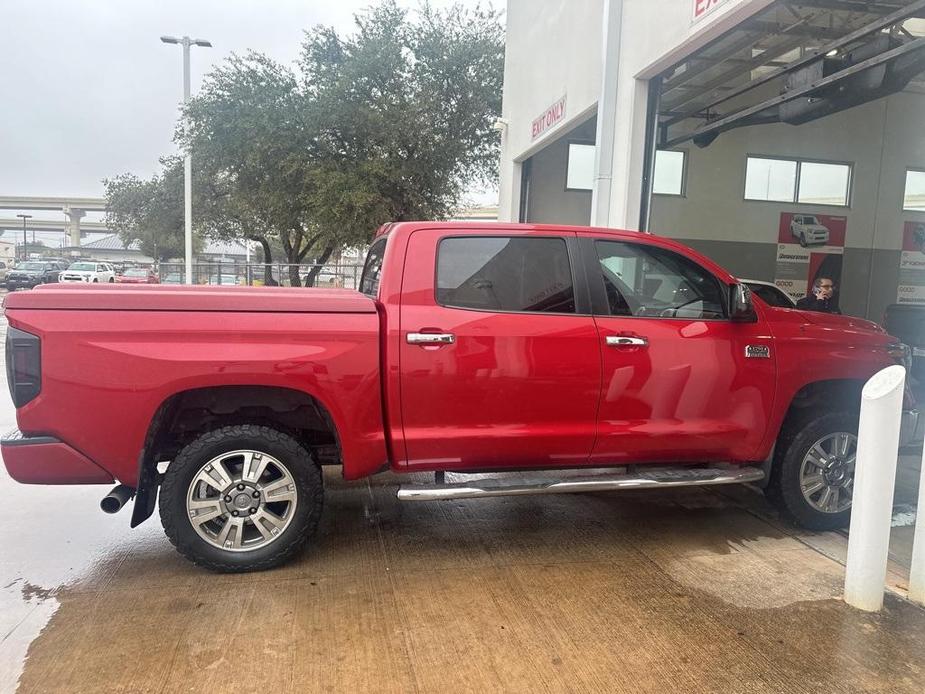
[[799, 310, 884, 334], [801, 224, 829, 232], [4, 284, 377, 313]]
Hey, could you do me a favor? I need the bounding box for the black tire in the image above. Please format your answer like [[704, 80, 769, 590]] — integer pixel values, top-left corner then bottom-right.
[[767, 411, 858, 530], [92, 278, 99, 283], [159, 424, 323, 572], [799, 234, 807, 247], [108, 277, 115, 283]]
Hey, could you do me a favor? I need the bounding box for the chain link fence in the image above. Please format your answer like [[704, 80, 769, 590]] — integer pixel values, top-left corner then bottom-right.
[[156, 262, 364, 289]]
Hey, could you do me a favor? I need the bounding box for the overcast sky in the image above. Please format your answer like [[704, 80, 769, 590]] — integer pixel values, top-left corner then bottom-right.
[[0, 0, 500, 208]]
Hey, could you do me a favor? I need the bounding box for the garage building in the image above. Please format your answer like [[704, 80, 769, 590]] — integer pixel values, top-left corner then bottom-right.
[[497, 0, 925, 319]]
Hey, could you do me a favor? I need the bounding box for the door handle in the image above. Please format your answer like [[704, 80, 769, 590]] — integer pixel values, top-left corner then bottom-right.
[[605, 335, 648, 347], [407, 332, 456, 345]]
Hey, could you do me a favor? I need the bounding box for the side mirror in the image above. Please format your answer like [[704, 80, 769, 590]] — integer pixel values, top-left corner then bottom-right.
[[730, 283, 758, 323]]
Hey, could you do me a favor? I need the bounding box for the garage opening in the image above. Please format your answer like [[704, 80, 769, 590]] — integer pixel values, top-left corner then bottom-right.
[[643, 0, 925, 323]]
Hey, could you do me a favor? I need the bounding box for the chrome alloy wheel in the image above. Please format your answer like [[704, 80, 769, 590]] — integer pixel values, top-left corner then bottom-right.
[[186, 450, 298, 552], [799, 432, 857, 514]]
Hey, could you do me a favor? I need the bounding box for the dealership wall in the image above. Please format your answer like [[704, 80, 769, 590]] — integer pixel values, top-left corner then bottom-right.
[[649, 90, 925, 319], [499, 0, 772, 224]]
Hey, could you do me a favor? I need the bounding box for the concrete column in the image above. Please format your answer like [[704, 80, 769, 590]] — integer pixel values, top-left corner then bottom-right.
[[63, 207, 86, 247], [590, 0, 623, 227]]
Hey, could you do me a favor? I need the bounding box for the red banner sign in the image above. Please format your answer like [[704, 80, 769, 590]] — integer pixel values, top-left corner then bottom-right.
[[693, 0, 726, 22], [531, 96, 566, 141]]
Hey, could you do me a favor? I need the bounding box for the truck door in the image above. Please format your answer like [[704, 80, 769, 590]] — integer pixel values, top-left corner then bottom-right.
[[398, 228, 602, 470], [582, 235, 775, 464]]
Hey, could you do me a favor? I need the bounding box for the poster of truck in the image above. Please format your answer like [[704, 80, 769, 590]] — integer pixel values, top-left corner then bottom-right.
[[897, 221, 925, 305], [774, 212, 846, 303]]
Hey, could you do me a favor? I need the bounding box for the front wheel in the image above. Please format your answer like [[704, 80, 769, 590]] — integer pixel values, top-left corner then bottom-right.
[[159, 424, 323, 572], [767, 411, 858, 530]]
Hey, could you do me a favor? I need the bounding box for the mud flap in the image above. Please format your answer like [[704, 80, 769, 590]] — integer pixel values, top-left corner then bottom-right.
[[130, 452, 159, 528]]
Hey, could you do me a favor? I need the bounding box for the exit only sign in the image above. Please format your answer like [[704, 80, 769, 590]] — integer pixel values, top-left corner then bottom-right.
[[692, 0, 728, 22]]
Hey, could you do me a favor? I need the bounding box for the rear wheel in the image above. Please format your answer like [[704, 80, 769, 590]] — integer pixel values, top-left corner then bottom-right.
[[159, 424, 323, 572], [768, 411, 857, 530]]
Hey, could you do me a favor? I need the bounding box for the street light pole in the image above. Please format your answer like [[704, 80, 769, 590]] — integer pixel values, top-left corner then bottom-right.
[[161, 34, 211, 285], [16, 214, 32, 261]]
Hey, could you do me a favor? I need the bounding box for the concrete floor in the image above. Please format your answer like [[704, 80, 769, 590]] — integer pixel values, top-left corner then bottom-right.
[[3, 312, 925, 693]]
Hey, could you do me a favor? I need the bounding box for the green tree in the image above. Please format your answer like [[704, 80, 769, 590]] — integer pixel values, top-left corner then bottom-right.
[[103, 157, 193, 264], [179, 0, 503, 286]]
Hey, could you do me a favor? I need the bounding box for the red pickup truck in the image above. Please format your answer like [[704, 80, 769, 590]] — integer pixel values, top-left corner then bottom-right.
[[2, 223, 917, 572]]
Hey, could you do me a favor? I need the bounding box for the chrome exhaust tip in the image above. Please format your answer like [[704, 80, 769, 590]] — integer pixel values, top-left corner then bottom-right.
[[101, 484, 134, 514]]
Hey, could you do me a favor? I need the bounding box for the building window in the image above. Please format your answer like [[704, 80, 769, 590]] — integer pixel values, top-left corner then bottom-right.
[[437, 236, 575, 313], [566, 143, 595, 191], [744, 156, 851, 207], [904, 169, 925, 211], [652, 150, 686, 196]]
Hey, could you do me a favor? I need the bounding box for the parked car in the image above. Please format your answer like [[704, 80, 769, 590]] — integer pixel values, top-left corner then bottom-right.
[[59, 261, 116, 284], [116, 268, 159, 284], [742, 279, 796, 308], [207, 274, 240, 286], [790, 215, 831, 247], [5, 260, 67, 290], [883, 303, 925, 383], [1, 222, 918, 572], [161, 272, 184, 284]]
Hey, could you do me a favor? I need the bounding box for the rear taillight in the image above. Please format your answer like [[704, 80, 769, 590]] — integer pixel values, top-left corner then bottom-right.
[[6, 327, 41, 407]]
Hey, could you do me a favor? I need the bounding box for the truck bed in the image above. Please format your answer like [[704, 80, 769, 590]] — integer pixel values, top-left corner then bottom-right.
[[5, 284, 377, 314]]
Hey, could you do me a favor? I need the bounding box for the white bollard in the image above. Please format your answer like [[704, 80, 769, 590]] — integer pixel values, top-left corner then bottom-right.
[[909, 427, 925, 605], [844, 365, 906, 612]]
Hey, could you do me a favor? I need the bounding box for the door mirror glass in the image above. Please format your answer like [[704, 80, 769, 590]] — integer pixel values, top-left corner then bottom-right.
[[730, 283, 758, 323]]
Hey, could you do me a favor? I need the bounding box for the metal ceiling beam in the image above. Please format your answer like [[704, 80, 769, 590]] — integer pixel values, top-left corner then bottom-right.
[[661, 30, 771, 93], [661, 0, 925, 125], [749, 20, 850, 39], [791, 1, 919, 16], [661, 34, 809, 111], [663, 34, 925, 148]]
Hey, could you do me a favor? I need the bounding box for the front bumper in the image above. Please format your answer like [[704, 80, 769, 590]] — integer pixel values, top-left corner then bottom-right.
[[900, 409, 924, 448], [1, 429, 114, 484], [6, 278, 39, 289]]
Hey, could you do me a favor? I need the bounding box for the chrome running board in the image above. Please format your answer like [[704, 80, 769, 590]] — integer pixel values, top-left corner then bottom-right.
[[397, 466, 765, 501]]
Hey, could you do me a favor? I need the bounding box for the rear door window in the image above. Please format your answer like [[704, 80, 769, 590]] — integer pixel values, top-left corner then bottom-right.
[[437, 236, 575, 313], [359, 237, 387, 297]]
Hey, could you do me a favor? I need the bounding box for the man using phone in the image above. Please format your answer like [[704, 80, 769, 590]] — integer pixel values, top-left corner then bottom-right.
[[796, 276, 840, 314]]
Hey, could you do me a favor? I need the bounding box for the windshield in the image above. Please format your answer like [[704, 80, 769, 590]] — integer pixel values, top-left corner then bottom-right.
[[68, 262, 96, 271], [18, 262, 45, 271], [123, 268, 147, 276]]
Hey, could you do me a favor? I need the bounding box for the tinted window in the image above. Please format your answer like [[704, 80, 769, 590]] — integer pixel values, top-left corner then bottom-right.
[[747, 283, 793, 308], [595, 241, 725, 319], [359, 237, 387, 297], [437, 236, 575, 313]]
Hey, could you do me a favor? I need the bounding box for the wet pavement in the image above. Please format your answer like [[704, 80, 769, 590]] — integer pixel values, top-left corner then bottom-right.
[[2, 310, 925, 692]]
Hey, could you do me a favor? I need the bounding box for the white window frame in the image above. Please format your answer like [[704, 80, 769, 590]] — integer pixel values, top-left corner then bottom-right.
[[565, 141, 596, 192], [903, 167, 925, 212], [744, 154, 853, 208], [652, 149, 688, 197]]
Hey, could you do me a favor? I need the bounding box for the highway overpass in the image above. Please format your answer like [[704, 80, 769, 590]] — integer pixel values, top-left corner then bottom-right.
[[0, 196, 108, 244]]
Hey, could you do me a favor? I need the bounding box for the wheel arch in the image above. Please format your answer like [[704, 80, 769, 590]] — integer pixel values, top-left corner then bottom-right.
[[757, 378, 863, 486], [131, 384, 342, 528]]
